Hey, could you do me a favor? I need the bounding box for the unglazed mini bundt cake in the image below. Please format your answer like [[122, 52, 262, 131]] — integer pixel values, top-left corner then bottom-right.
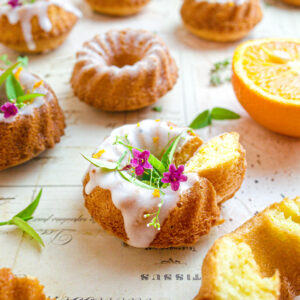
[[85, 0, 150, 16], [195, 197, 300, 300], [0, 268, 52, 300], [0, 62, 65, 171], [71, 29, 178, 111], [82, 119, 246, 248], [180, 0, 263, 42], [0, 0, 82, 53], [281, 0, 300, 5]]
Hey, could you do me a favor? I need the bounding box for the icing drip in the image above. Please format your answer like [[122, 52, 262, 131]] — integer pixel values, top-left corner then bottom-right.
[[84, 120, 200, 248], [0, 70, 50, 123], [0, 0, 82, 50]]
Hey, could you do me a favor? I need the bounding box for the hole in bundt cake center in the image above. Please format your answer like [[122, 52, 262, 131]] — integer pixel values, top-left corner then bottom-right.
[[110, 53, 141, 68]]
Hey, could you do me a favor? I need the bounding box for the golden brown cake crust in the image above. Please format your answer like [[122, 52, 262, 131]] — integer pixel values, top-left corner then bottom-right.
[[71, 29, 178, 112], [0, 268, 52, 300], [195, 198, 300, 300], [85, 0, 150, 16], [0, 74, 65, 171], [0, 5, 79, 53], [281, 0, 300, 6], [181, 0, 263, 42], [83, 173, 220, 248]]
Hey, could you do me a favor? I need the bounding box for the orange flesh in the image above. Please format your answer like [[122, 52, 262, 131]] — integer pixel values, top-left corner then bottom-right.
[[241, 41, 300, 101]]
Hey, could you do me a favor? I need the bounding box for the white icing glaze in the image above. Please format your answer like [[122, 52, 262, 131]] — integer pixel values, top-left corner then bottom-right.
[[84, 120, 200, 248], [0, 0, 82, 50], [0, 69, 50, 123], [74, 30, 171, 90]]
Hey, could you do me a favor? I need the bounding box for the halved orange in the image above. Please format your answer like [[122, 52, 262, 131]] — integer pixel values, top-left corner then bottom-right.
[[232, 38, 300, 137]]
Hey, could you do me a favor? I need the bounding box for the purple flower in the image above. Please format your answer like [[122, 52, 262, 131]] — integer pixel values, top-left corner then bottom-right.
[[161, 164, 187, 191], [8, 0, 21, 8], [0, 102, 18, 118], [130, 149, 152, 176]]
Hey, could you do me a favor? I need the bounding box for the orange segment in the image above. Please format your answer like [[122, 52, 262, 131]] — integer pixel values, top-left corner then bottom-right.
[[232, 38, 300, 137]]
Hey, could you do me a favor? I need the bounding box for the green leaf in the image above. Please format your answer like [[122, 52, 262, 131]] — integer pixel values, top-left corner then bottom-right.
[[6, 73, 24, 101], [0, 62, 21, 86], [147, 154, 165, 175], [0, 54, 11, 66], [17, 56, 28, 67], [210, 74, 222, 86], [5, 74, 17, 100], [210, 58, 231, 87], [161, 133, 183, 168], [118, 171, 155, 190], [211, 107, 240, 120], [17, 93, 45, 103], [81, 154, 118, 170], [152, 106, 162, 112], [10, 216, 44, 247], [14, 189, 42, 220], [189, 110, 211, 129]]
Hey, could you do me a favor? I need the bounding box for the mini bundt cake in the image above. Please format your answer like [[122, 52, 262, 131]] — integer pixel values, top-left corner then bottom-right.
[[180, 0, 263, 42], [0, 268, 52, 300], [82, 119, 246, 248], [85, 0, 150, 16], [0, 64, 65, 171], [71, 29, 178, 111], [195, 197, 300, 299], [282, 0, 300, 5], [0, 0, 82, 53]]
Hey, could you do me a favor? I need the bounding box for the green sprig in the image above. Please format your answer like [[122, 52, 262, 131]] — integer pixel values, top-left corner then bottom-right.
[[0, 189, 44, 247], [0, 57, 45, 111], [210, 58, 231, 86], [0, 54, 12, 66], [152, 106, 162, 112], [17, 56, 28, 67], [189, 107, 240, 129], [144, 196, 164, 230]]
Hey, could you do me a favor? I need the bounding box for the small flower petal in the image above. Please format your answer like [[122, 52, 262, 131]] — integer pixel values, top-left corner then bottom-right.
[[179, 174, 188, 182], [161, 175, 171, 184], [130, 158, 139, 168], [169, 164, 176, 173], [132, 148, 141, 158], [143, 161, 153, 169], [177, 165, 185, 173], [135, 166, 144, 176], [141, 150, 150, 160], [171, 181, 180, 191]]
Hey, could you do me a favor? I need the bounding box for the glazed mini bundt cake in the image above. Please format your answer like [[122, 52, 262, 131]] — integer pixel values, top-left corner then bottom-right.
[[71, 29, 178, 111], [180, 0, 263, 42], [195, 197, 300, 299], [85, 0, 150, 16], [82, 119, 246, 248], [0, 62, 65, 171], [0, 0, 82, 53], [0, 268, 52, 300]]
